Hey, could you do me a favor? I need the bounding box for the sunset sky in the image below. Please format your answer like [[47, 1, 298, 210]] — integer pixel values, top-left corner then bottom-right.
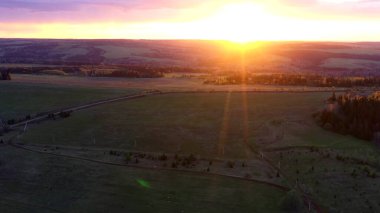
[[1, 0, 380, 42]]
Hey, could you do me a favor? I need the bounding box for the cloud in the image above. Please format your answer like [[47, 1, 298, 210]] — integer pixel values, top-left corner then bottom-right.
[[0, 0, 379, 24], [0, 0, 206, 11], [0, 0, 80, 11], [0, 0, 211, 23], [266, 0, 380, 19]]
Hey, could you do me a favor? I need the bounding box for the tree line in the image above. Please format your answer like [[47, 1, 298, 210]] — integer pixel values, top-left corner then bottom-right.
[[0, 69, 11, 80], [314, 91, 380, 142], [1, 65, 208, 78], [205, 74, 380, 88]]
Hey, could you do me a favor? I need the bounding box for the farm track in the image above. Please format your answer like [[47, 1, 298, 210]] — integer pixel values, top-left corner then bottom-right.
[[8, 89, 338, 130], [9, 91, 160, 129], [5, 89, 330, 212], [6, 141, 290, 192]]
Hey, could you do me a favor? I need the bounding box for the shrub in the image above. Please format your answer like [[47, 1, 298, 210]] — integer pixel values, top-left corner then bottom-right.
[[280, 190, 303, 212], [159, 154, 168, 161], [226, 161, 235, 168], [59, 111, 72, 118], [125, 153, 132, 162], [7, 119, 15, 125], [171, 162, 178, 168], [351, 169, 358, 178]]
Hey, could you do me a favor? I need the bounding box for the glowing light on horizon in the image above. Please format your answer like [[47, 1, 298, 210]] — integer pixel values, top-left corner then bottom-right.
[[319, 0, 362, 3], [198, 3, 271, 43], [1, 1, 380, 42]]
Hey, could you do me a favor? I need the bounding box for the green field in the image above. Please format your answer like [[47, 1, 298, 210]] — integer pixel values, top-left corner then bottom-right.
[[21, 92, 376, 157], [0, 145, 285, 213], [3, 83, 380, 212], [0, 82, 137, 120]]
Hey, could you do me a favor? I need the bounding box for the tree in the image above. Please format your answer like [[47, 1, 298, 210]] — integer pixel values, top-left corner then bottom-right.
[[328, 92, 337, 102], [1, 70, 11, 80]]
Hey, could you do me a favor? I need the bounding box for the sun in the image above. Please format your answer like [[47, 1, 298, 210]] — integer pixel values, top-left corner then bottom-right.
[[202, 3, 272, 43]]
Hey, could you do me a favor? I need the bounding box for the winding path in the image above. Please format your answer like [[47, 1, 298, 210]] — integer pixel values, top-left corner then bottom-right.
[[9, 90, 161, 129], [5, 89, 327, 212]]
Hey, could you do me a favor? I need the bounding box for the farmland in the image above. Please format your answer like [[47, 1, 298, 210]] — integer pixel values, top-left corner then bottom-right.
[[0, 145, 285, 213], [0, 82, 295, 212], [0, 82, 137, 120], [0, 79, 378, 212], [2, 39, 380, 75], [1, 40, 380, 213], [20, 92, 355, 157]]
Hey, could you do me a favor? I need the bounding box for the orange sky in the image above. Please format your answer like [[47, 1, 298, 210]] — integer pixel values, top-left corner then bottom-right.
[[0, 0, 380, 42]]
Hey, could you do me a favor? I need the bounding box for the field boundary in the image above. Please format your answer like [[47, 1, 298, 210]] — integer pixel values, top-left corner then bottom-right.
[[7, 141, 290, 192]]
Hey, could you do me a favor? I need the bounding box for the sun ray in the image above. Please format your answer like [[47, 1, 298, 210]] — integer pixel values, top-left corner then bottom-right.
[[218, 91, 232, 157]]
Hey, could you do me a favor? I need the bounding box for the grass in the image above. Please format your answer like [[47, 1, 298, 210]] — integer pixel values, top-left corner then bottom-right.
[[97, 45, 153, 59], [0, 145, 285, 213], [21, 92, 376, 158], [7, 88, 380, 212], [266, 149, 380, 212], [0, 82, 139, 120], [321, 58, 380, 69]]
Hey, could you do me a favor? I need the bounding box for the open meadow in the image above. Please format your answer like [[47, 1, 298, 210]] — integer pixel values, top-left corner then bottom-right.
[[0, 82, 137, 120], [0, 79, 378, 212], [2, 0, 380, 211]]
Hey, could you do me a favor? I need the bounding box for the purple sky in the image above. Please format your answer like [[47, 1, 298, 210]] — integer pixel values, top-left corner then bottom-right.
[[1, 0, 380, 40]]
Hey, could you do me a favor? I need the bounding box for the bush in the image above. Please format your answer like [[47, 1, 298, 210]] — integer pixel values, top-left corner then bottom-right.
[[280, 190, 303, 212], [226, 161, 235, 168], [171, 162, 178, 168], [7, 119, 15, 125], [125, 153, 132, 162], [351, 169, 358, 178], [159, 154, 168, 161], [59, 111, 72, 118]]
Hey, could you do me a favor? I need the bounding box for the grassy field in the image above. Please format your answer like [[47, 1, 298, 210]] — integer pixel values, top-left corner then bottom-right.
[[97, 45, 154, 59], [267, 148, 380, 213], [17, 91, 380, 212], [11, 74, 342, 92], [20, 92, 375, 157], [0, 144, 286, 213], [0, 82, 289, 212], [3, 82, 380, 212], [0, 82, 138, 120]]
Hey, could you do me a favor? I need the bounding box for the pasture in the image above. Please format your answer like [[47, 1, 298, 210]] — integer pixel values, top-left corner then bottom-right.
[[2, 81, 380, 212], [1, 82, 291, 212], [0, 82, 136, 120], [20, 92, 374, 157], [0, 145, 285, 213]]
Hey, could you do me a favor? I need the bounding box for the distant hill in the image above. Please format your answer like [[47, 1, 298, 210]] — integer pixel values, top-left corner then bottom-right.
[[1, 39, 380, 75]]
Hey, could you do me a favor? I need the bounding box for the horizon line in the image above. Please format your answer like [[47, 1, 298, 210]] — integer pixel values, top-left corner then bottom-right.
[[1, 38, 380, 43]]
